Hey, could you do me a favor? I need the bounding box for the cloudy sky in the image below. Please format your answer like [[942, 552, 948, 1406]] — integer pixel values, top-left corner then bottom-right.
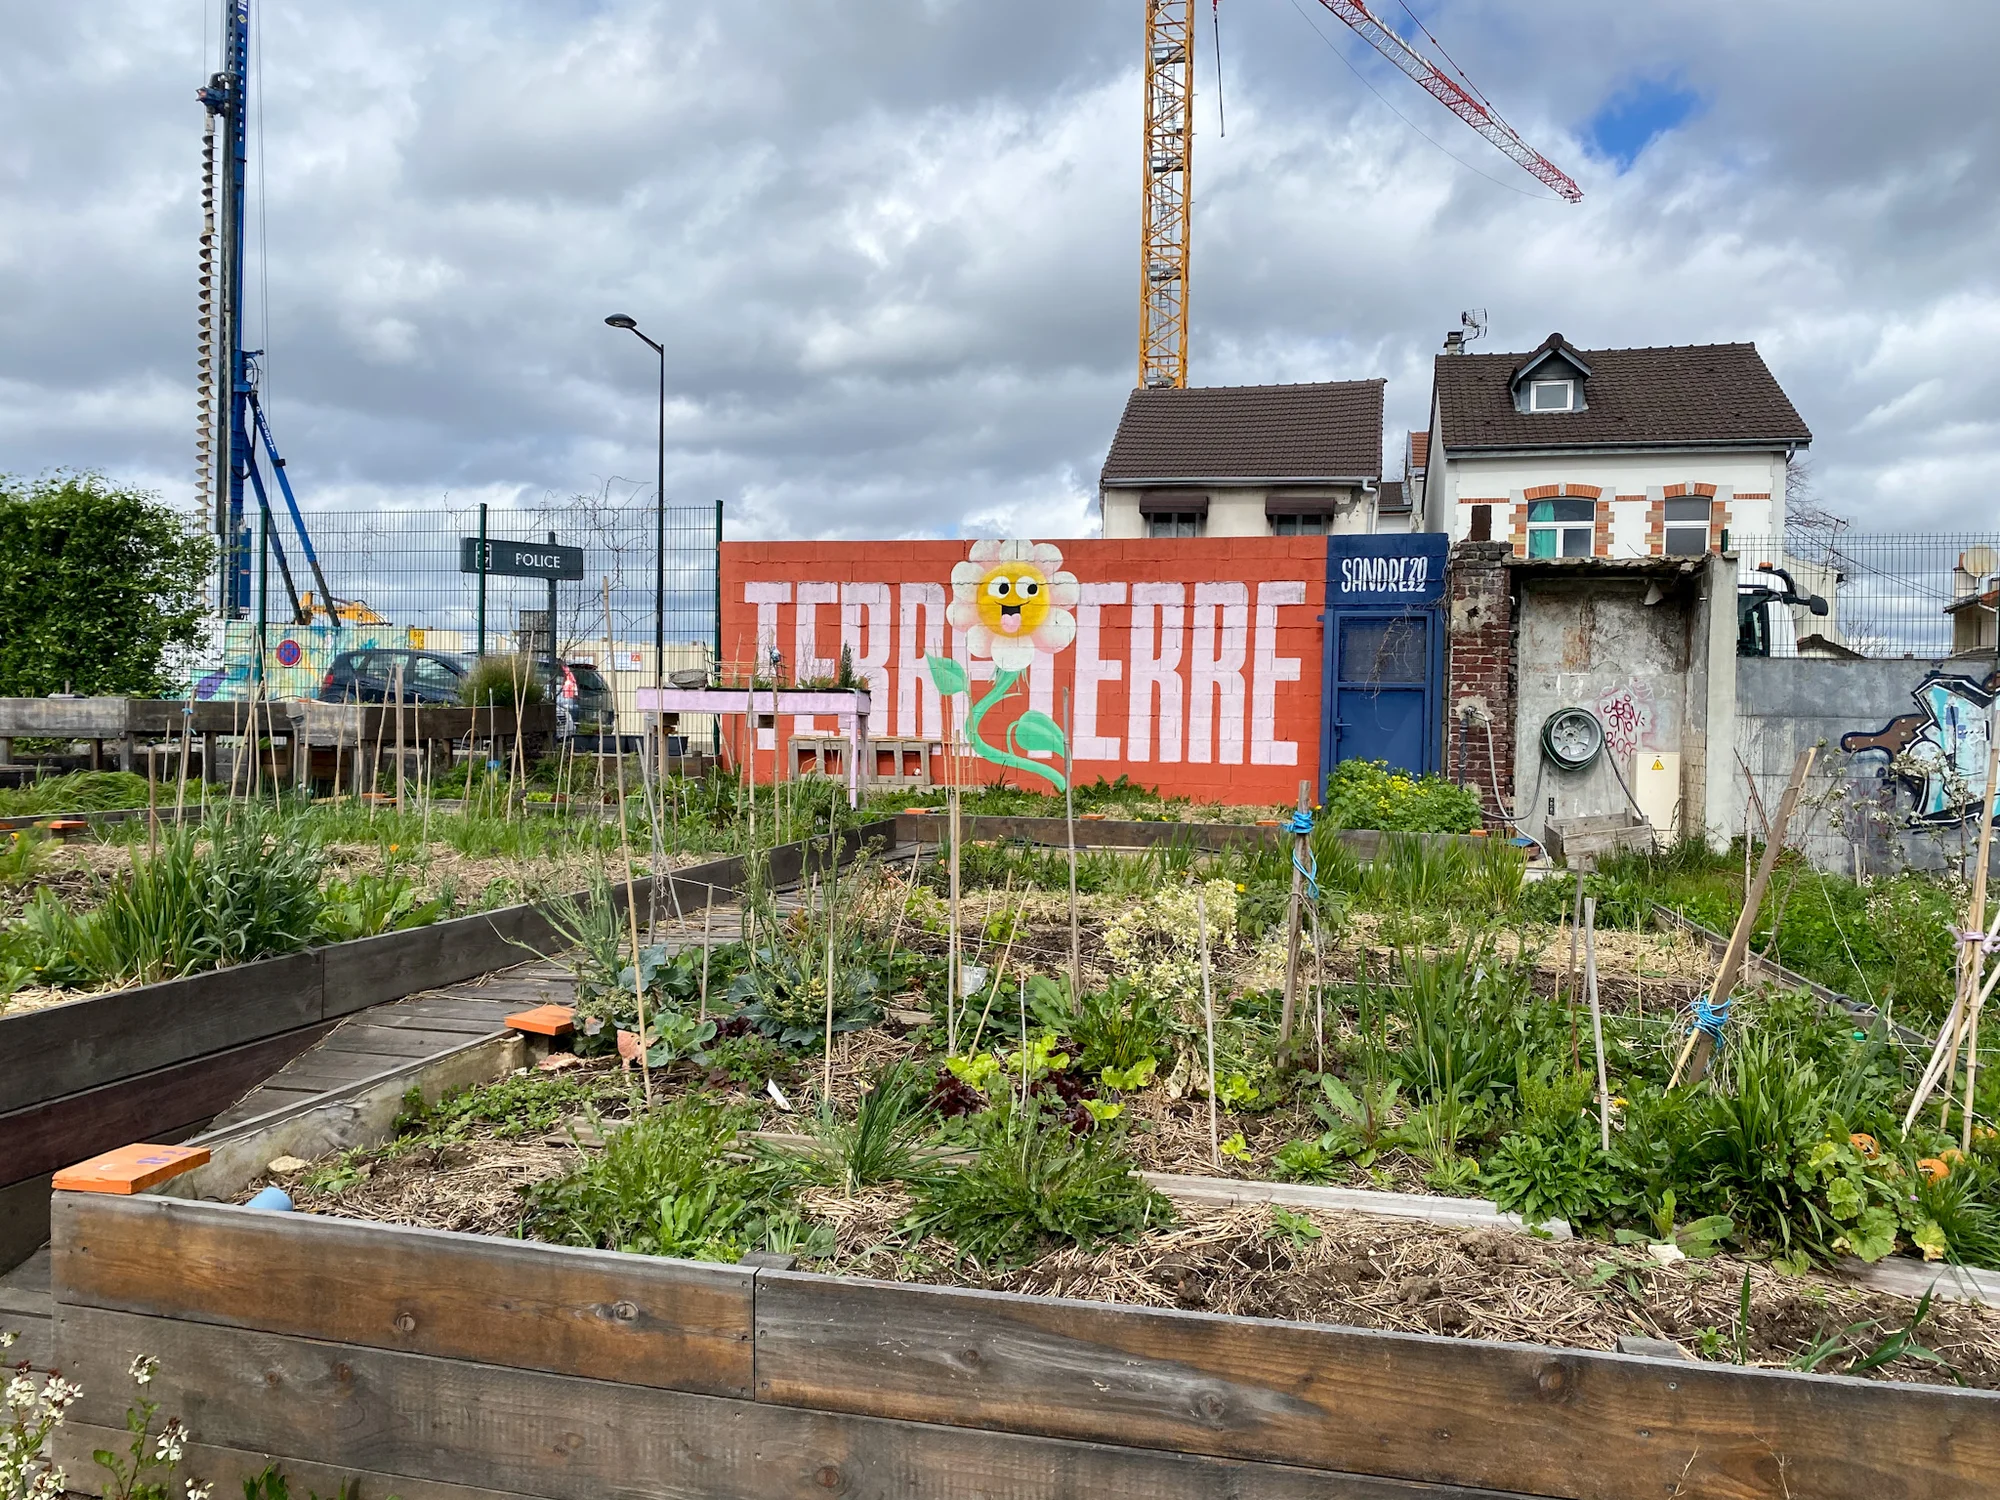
[[2, 0, 1995, 541]]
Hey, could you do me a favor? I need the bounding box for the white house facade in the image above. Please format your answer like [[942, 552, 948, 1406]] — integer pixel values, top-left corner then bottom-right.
[[1416, 334, 1812, 560]]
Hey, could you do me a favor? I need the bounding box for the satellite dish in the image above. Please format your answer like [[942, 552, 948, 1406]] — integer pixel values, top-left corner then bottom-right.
[[1961, 546, 2000, 581]]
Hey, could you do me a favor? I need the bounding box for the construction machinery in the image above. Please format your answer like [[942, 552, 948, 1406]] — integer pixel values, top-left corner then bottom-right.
[[197, 0, 378, 628], [1138, 0, 1584, 389]]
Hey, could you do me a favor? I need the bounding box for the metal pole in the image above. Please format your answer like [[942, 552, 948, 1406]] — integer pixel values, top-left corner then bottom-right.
[[655, 344, 666, 693], [256, 504, 269, 688], [476, 502, 488, 658], [713, 498, 724, 755], [547, 530, 560, 739]]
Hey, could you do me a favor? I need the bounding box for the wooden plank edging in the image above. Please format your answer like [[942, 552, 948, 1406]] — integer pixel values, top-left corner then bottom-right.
[[47, 1191, 2000, 1500]]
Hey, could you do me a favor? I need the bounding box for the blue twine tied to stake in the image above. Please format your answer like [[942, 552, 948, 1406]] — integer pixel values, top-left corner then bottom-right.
[[1288, 808, 1318, 900], [1693, 994, 1732, 1041]]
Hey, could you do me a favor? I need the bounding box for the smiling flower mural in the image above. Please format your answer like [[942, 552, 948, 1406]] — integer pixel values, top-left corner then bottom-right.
[[927, 538, 1079, 790]]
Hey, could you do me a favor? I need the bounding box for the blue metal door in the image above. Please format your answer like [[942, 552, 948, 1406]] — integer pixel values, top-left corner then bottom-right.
[[1321, 534, 1447, 783]]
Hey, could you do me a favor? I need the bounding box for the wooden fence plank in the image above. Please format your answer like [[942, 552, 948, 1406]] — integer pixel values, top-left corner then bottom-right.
[[61, 1422, 543, 1500], [752, 1270, 2000, 1500], [54, 1307, 1513, 1500], [0, 1023, 334, 1190], [0, 951, 324, 1114], [53, 1195, 755, 1399]]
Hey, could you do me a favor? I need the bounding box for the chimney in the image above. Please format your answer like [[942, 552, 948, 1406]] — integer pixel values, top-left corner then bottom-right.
[[1442, 329, 1465, 355]]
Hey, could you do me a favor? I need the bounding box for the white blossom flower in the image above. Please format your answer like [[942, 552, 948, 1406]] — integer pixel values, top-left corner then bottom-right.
[[0, 1329, 17, 1349], [42, 1377, 80, 1413], [946, 539, 1079, 672], [155, 1429, 184, 1464], [186, 1480, 213, 1500], [5, 1373, 34, 1409], [129, 1354, 159, 1386]]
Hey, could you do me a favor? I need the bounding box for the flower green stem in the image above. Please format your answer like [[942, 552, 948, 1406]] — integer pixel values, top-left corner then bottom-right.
[[964, 668, 1067, 792]]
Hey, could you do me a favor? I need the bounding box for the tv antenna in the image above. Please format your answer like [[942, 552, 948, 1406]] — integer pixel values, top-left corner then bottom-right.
[[1458, 309, 1488, 346]]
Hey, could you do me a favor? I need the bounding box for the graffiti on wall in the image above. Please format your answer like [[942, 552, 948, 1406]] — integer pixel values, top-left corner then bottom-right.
[[1595, 679, 1659, 761], [1840, 667, 1997, 824]]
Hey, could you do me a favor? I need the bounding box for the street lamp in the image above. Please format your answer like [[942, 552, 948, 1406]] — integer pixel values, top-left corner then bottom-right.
[[604, 314, 666, 695]]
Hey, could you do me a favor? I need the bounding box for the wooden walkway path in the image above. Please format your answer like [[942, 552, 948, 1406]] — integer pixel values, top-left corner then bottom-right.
[[0, 859, 879, 1373]]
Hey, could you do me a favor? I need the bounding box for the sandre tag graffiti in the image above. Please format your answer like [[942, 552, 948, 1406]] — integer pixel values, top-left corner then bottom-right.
[[1840, 667, 1998, 825]]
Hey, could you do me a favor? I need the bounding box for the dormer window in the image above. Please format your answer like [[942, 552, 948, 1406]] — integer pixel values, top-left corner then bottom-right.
[[1509, 333, 1592, 414], [1530, 379, 1575, 412]]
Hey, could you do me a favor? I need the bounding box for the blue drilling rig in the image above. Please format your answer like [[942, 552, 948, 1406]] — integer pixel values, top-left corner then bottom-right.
[[196, 0, 370, 629]]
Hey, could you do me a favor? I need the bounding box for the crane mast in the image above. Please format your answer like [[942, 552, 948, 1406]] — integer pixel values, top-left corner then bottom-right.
[[1138, 0, 1196, 390], [197, 0, 250, 616], [1137, 0, 1581, 390]]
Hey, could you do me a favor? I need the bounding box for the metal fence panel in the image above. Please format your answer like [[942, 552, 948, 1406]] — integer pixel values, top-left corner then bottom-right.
[[1734, 532, 2000, 661], [181, 501, 720, 731]]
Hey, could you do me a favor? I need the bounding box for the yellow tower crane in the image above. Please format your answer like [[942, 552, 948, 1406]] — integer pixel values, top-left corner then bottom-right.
[[1137, 0, 1583, 390], [1139, 0, 1198, 390]]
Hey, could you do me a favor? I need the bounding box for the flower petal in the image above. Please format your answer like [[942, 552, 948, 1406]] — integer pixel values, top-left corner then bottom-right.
[[1030, 610, 1076, 655], [1047, 571, 1081, 609], [945, 597, 980, 631], [950, 560, 983, 594], [989, 638, 1037, 671], [967, 538, 1008, 564], [1031, 541, 1066, 574]]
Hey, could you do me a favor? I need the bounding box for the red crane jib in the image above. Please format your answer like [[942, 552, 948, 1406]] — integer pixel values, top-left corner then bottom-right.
[[1314, 0, 1584, 203]]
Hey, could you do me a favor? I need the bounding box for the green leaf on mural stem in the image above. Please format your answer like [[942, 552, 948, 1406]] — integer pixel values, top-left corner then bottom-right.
[[925, 653, 968, 698], [1011, 709, 1067, 758]]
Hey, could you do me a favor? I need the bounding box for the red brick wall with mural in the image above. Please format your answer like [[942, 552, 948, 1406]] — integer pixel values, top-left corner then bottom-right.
[[720, 538, 1327, 805]]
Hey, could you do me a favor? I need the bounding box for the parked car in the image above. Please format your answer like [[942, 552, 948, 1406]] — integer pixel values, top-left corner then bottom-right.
[[318, 649, 470, 705], [318, 649, 616, 739]]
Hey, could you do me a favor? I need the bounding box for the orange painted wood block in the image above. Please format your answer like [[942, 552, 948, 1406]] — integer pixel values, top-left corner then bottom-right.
[[504, 1004, 575, 1037], [53, 1143, 210, 1195]]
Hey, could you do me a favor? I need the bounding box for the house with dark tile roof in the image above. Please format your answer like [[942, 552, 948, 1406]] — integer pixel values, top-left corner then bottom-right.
[[1098, 380, 1384, 538], [1415, 332, 1812, 559]]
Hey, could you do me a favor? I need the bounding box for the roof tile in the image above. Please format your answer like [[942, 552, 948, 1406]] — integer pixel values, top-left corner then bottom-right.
[[1436, 338, 1810, 451], [1101, 380, 1384, 484]]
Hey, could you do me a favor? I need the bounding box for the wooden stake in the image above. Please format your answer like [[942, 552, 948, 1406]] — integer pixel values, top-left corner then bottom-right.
[[1672, 745, 1816, 1087], [1584, 896, 1611, 1152], [1279, 779, 1309, 1049], [1200, 885, 1220, 1169], [602, 578, 653, 1107], [822, 860, 837, 1106], [145, 739, 159, 857], [1312, 906, 1325, 1075]]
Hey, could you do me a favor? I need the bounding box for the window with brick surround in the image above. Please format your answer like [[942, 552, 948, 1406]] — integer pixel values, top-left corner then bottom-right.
[[1663, 497, 1711, 555], [1526, 497, 1594, 557]]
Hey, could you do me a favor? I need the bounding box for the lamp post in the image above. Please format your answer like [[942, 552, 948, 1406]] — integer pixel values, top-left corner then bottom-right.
[[604, 314, 666, 694]]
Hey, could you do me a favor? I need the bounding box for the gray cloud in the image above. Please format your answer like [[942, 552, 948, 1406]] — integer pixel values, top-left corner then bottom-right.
[[1, 0, 1995, 542]]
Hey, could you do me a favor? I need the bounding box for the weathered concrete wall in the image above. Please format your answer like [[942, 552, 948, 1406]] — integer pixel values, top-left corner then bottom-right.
[[1511, 568, 1708, 849], [1736, 653, 1999, 876]]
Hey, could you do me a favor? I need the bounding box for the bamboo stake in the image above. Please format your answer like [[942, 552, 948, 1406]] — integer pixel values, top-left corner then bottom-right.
[[145, 739, 159, 858], [1672, 745, 1817, 1088], [822, 856, 837, 1105], [1200, 886, 1219, 1169], [1584, 896, 1611, 1152], [1312, 906, 1325, 1075], [947, 692, 963, 1054], [1279, 779, 1310, 1049], [1951, 739, 2000, 1147], [393, 662, 407, 818], [1063, 686, 1080, 1001], [1017, 975, 1030, 1114], [173, 699, 193, 822], [1565, 867, 1584, 1070], [602, 579, 653, 1108], [697, 900, 713, 1022]]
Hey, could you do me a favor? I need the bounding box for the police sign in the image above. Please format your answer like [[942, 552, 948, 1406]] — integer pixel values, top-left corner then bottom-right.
[[460, 537, 585, 581]]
